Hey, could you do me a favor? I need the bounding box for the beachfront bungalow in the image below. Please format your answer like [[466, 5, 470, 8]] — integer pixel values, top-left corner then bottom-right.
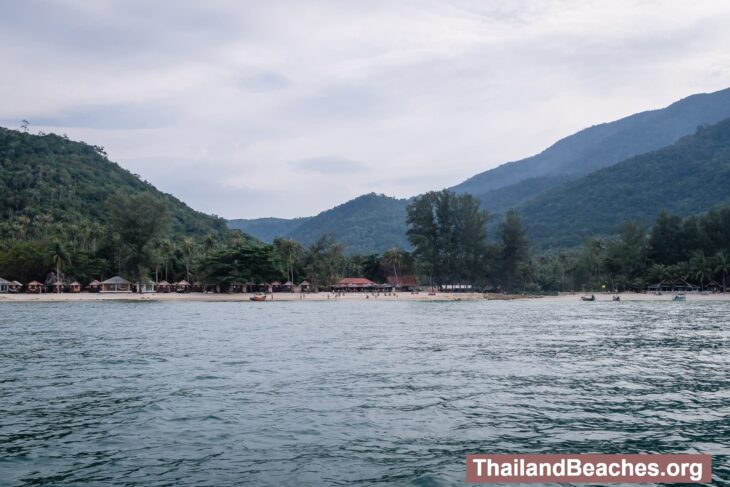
[[27, 281, 45, 293], [192, 281, 204, 293], [50, 280, 65, 293], [706, 280, 723, 293], [69, 281, 82, 293], [156, 280, 171, 293], [175, 280, 191, 293], [100, 276, 132, 293], [271, 281, 282, 292], [440, 284, 474, 293], [647, 278, 700, 294], [281, 281, 293, 292], [647, 279, 672, 294], [386, 275, 418, 291], [137, 279, 156, 293], [227, 282, 244, 293], [9, 281, 22, 293], [298, 280, 311, 292], [0, 277, 9, 293], [332, 277, 381, 293], [87, 280, 101, 293]]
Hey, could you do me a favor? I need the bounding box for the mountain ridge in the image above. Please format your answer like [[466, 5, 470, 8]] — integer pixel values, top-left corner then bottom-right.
[[519, 119, 730, 248], [229, 87, 730, 252]]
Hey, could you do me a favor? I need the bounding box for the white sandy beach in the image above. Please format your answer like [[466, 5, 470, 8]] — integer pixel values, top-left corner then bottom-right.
[[1, 291, 728, 303]]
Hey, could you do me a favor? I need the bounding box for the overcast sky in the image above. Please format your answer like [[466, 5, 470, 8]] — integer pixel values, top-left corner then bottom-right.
[[2, 1, 730, 219]]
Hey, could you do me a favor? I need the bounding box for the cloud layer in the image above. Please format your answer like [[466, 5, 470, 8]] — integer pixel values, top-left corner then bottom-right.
[[2, 0, 730, 218]]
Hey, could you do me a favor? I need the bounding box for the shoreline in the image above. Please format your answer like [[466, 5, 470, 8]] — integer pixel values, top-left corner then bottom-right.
[[1, 291, 729, 303]]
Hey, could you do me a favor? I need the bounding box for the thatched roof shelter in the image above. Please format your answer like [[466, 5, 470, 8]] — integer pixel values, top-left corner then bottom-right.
[[101, 276, 132, 293]]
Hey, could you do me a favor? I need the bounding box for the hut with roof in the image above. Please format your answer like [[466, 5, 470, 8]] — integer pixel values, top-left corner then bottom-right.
[[69, 281, 82, 293], [137, 278, 156, 293], [297, 280, 311, 292], [192, 281, 204, 293], [9, 281, 22, 293], [706, 280, 723, 293], [101, 276, 132, 293], [50, 279, 65, 293], [281, 280, 293, 292], [87, 280, 101, 293], [0, 277, 9, 293], [332, 277, 380, 293], [386, 275, 418, 291], [647, 278, 700, 294], [270, 280, 282, 292], [27, 281, 45, 293], [156, 280, 171, 293], [175, 280, 191, 293]]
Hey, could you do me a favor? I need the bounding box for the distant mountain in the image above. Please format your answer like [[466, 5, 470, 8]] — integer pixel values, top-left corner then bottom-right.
[[230, 194, 409, 254], [519, 118, 730, 248], [230, 87, 730, 254], [228, 217, 312, 243], [0, 127, 229, 239], [475, 175, 574, 215], [456, 87, 730, 207], [288, 194, 410, 254]]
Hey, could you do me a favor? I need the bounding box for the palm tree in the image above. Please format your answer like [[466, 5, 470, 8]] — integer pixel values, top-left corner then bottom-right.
[[202, 233, 217, 256], [715, 250, 729, 293], [382, 247, 404, 289], [275, 238, 303, 284], [182, 237, 196, 282], [49, 242, 71, 292], [160, 239, 175, 281], [691, 251, 712, 291]]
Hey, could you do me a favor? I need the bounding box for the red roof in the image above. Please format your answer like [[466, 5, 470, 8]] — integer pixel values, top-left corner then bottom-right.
[[336, 277, 376, 285], [386, 275, 418, 286]]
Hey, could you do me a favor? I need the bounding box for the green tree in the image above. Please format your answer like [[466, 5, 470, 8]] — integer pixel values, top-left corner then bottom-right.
[[107, 191, 171, 279], [690, 251, 712, 290], [182, 237, 195, 282], [197, 244, 282, 288], [497, 210, 529, 293], [714, 250, 729, 292], [301, 234, 344, 291], [382, 247, 404, 287], [273, 237, 304, 284], [406, 190, 489, 286], [49, 241, 71, 286]]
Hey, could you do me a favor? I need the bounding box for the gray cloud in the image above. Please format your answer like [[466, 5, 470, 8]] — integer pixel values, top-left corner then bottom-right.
[[289, 156, 367, 174], [1, 1, 729, 219], [30, 102, 180, 130]]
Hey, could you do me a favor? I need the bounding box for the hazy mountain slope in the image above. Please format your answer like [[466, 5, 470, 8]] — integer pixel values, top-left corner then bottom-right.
[[520, 119, 730, 248], [0, 127, 229, 238], [476, 174, 574, 214], [288, 193, 411, 254], [228, 217, 312, 243], [229, 88, 730, 254], [453, 87, 730, 197]]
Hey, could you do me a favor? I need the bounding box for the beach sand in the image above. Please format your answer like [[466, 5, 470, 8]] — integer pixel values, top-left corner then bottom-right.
[[1, 291, 728, 303]]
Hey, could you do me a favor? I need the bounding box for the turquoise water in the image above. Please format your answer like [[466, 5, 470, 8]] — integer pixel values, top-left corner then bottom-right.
[[0, 300, 728, 486]]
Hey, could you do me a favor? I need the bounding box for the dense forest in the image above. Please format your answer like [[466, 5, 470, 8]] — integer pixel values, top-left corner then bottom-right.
[[520, 119, 730, 248], [230, 193, 411, 254], [0, 127, 232, 284], [1, 127, 728, 294]]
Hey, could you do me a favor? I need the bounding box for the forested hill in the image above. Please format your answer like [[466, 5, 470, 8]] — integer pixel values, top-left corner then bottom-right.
[[230, 87, 730, 253], [228, 216, 312, 243], [451, 87, 730, 197], [520, 118, 730, 248], [231, 194, 410, 254], [0, 127, 228, 239], [288, 194, 410, 254]]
